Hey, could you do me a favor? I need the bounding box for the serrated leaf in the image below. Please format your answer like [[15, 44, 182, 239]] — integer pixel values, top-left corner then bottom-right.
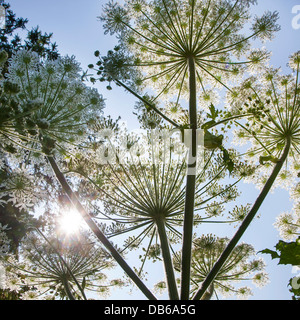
[[275, 240, 300, 266], [260, 238, 300, 266], [207, 104, 219, 120], [259, 248, 280, 260]]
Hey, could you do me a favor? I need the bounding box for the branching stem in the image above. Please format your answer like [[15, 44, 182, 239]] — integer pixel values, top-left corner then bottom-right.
[[156, 217, 179, 300], [47, 155, 157, 300], [192, 138, 291, 300], [180, 56, 197, 300]]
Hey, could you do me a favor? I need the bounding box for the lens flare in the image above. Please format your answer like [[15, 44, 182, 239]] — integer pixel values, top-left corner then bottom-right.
[[58, 209, 84, 235]]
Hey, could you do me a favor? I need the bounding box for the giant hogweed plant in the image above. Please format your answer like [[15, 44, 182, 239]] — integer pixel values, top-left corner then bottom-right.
[[63, 127, 259, 299], [0, 0, 298, 300], [89, 0, 283, 299], [0, 49, 157, 299], [1, 228, 124, 300]]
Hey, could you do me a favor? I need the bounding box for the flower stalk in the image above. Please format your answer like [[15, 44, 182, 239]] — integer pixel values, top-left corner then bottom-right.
[[114, 79, 180, 128], [155, 216, 179, 300], [47, 155, 157, 300], [180, 56, 198, 300], [192, 137, 291, 300], [62, 277, 76, 300]]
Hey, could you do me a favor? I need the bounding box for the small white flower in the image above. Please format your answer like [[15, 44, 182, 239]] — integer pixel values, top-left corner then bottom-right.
[[5, 273, 20, 292], [57, 54, 81, 77], [0, 168, 41, 210], [198, 90, 220, 112], [252, 272, 269, 288], [288, 51, 300, 71], [274, 211, 300, 241], [154, 281, 167, 295], [237, 286, 252, 300], [21, 290, 40, 300]]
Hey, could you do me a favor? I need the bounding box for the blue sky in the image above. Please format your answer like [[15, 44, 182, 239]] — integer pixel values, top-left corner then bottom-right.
[[7, 0, 300, 300]]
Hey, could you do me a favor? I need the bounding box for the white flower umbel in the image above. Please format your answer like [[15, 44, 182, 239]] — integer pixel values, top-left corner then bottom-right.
[[1, 50, 105, 158], [99, 0, 279, 104], [229, 52, 300, 190], [0, 167, 44, 210], [274, 206, 300, 241], [2, 229, 119, 300], [173, 234, 268, 300]]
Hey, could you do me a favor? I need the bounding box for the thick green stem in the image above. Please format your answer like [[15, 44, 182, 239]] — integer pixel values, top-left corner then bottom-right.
[[200, 283, 214, 300], [47, 156, 157, 300], [193, 138, 291, 300], [156, 217, 179, 300], [180, 56, 198, 300], [62, 277, 76, 300], [115, 79, 180, 128]]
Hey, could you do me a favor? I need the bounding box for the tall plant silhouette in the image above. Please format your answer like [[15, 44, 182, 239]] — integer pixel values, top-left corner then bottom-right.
[[193, 52, 300, 300], [64, 128, 252, 299], [0, 49, 156, 299], [97, 0, 280, 299], [2, 0, 298, 301]]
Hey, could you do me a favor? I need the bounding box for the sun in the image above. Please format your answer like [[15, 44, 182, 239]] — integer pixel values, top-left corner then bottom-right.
[[58, 208, 85, 235]]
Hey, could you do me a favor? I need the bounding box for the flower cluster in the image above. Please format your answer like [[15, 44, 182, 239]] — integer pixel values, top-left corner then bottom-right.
[[99, 0, 279, 104], [274, 183, 300, 241], [0, 49, 105, 158], [89, 47, 143, 93], [174, 234, 268, 299], [228, 52, 300, 189], [1, 229, 123, 300], [0, 167, 45, 210], [63, 125, 250, 274]]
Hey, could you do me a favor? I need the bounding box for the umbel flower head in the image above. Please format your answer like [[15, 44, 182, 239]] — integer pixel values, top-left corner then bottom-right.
[[274, 210, 300, 241], [274, 183, 300, 241], [228, 51, 300, 184], [1, 229, 120, 300], [0, 50, 105, 157], [174, 234, 269, 299], [0, 166, 45, 210], [99, 0, 279, 103], [66, 128, 249, 263]]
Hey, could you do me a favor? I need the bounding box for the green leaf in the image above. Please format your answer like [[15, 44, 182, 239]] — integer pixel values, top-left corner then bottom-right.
[[207, 104, 219, 120], [221, 147, 234, 174], [260, 237, 300, 266], [261, 238, 300, 299], [275, 240, 300, 266], [204, 130, 223, 150], [289, 277, 300, 300], [259, 248, 280, 260]]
